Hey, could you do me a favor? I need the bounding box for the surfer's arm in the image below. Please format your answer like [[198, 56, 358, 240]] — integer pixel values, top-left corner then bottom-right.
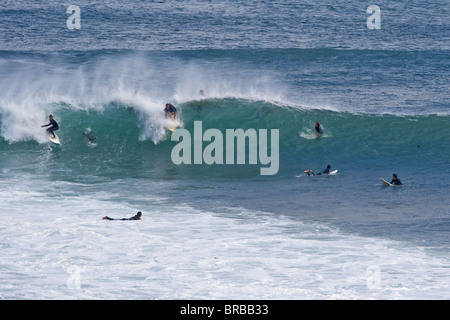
[[42, 120, 57, 128]]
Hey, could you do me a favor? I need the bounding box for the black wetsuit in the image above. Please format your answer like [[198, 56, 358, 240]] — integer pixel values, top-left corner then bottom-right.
[[305, 168, 331, 176], [390, 178, 403, 185], [306, 167, 331, 176], [43, 119, 59, 136], [165, 104, 177, 115], [104, 213, 141, 221], [315, 125, 322, 134]]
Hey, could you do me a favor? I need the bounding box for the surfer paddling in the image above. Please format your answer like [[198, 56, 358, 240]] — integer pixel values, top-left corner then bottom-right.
[[41, 115, 59, 139], [103, 211, 142, 221], [305, 164, 332, 176]]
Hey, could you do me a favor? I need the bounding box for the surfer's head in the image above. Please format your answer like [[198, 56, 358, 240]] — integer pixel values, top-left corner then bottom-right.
[[49, 115, 53, 119], [327, 165, 331, 169]]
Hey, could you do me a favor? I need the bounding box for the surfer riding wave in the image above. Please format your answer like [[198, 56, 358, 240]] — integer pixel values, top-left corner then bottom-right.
[[41, 115, 59, 138]]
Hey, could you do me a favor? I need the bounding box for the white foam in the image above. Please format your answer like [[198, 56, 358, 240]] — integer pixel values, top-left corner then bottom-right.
[[0, 179, 448, 299]]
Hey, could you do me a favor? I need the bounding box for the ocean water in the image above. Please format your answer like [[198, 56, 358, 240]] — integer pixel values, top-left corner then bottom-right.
[[0, 0, 449, 300]]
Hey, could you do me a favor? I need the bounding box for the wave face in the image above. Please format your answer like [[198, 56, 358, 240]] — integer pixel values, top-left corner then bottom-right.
[[1, 97, 448, 181], [1, 0, 449, 51]]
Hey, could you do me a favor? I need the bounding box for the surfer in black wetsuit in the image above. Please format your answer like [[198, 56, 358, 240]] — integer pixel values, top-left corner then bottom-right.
[[314, 121, 323, 137], [41, 115, 59, 138], [315, 122, 322, 134], [322, 164, 331, 174], [390, 174, 403, 185], [164, 103, 177, 120], [305, 164, 331, 176], [103, 211, 142, 221], [83, 128, 97, 142]]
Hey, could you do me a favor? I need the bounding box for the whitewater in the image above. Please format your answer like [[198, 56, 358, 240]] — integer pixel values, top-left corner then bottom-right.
[[1, 175, 448, 300], [1, 0, 449, 300]]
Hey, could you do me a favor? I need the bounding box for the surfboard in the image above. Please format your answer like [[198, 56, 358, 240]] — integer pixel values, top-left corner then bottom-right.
[[381, 178, 393, 186], [166, 119, 180, 132], [48, 134, 60, 145]]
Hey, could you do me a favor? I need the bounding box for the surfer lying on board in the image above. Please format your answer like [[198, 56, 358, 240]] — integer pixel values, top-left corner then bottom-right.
[[390, 174, 403, 185], [164, 103, 177, 120], [304, 164, 331, 176], [103, 211, 142, 221], [41, 115, 59, 138]]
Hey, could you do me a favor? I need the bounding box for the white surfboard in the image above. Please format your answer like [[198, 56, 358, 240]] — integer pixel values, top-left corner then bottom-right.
[[381, 178, 393, 186], [48, 134, 60, 145]]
